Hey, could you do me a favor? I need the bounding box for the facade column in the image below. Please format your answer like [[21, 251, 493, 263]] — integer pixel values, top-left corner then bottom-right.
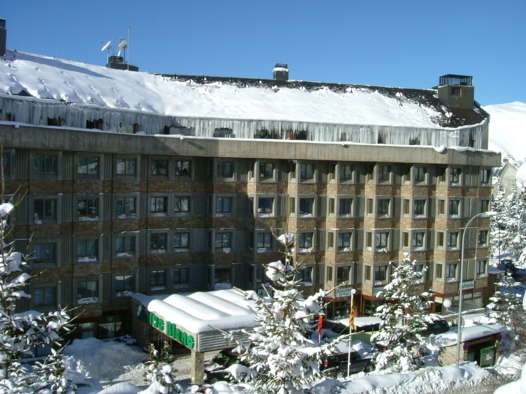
[[190, 349, 205, 385]]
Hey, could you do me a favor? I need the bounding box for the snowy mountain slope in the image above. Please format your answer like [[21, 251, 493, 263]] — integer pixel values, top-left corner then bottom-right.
[[0, 50, 448, 128], [484, 101, 526, 161]]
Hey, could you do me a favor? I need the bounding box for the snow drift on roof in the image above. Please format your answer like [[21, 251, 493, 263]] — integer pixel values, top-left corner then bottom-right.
[[0, 50, 451, 129]]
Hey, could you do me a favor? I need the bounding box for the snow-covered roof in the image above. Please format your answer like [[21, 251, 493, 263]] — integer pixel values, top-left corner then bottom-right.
[[141, 289, 258, 335], [0, 50, 485, 129], [433, 323, 505, 348]]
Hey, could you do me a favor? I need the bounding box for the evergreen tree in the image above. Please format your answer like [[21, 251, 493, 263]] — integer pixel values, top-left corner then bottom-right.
[[486, 272, 525, 351], [371, 254, 431, 373], [227, 233, 333, 394], [0, 201, 71, 393], [496, 185, 526, 265], [489, 184, 507, 262], [143, 342, 180, 394]]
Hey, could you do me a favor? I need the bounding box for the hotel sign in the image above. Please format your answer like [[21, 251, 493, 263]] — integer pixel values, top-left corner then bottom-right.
[[149, 312, 195, 349]]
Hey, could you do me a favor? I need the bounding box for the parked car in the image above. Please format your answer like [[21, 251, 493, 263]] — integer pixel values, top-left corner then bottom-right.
[[321, 350, 374, 376]]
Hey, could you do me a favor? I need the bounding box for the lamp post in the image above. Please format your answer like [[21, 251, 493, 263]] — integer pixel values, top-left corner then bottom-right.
[[456, 211, 494, 366]]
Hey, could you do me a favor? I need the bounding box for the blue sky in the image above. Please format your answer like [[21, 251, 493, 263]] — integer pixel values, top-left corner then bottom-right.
[[2, 0, 525, 105]]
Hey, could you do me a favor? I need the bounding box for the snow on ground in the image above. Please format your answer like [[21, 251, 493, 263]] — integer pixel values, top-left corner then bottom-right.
[[0, 50, 446, 128], [484, 101, 526, 161]]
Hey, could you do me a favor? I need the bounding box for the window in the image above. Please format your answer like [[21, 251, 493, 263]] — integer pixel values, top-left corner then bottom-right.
[[298, 266, 313, 284], [339, 199, 353, 216], [150, 233, 168, 252], [116, 197, 137, 217], [337, 233, 352, 251], [337, 266, 351, 284], [450, 86, 461, 96], [215, 232, 232, 250], [151, 159, 169, 176], [213, 127, 234, 138], [365, 265, 371, 281], [328, 198, 335, 215], [298, 233, 313, 249], [289, 197, 295, 214], [449, 199, 461, 217], [437, 232, 444, 247], [414, 167, 426, 183], [367, 199, 373, 215], [477, 260, 487, 275], [375, 232, 389, 250], [328, 232, 334, 248], [150, 270, 166, 290], [412, 231, 425, 249], [326, 266, 333, 281], [33, 154, 57, 174], [289, 161, 296, 178], [299, 198, 314, 216], [116, 158, 137, 176], [34, 199, 57, 223], [150, 196, 168, 214], [256, 232, 272, 249], [450, 167, 462, 185], [77, 279, 98, 300], [257, 198, 274, 215], [414, 200, 426, 217], [216, 196, 233, 214], [438, 200, 445, 215], [377, 199, 390, 217], [403, 232, 409, 248], [76, 239, 98, 262], [366, 232, 372, 248], [480, 200, 490, 213], [173, 268, 190, 286], [175, 159, 191, 177], [414, 263, 426, 280], [1, 152, 11, 179], [77, 198, 98, 219], [214, 267, 232, 288], [435, 264, 443, 279], [300, 163, 314, 181], [479, 168, 491, 185], [446, 263, 457, 279], [378, 165, 390, 183], [403, 199, 410, 215], [374, 266, 387, 282], [173, 232, 190, 249], [217, 161, 234, 178], [115, 274, 135, 295], [32, 243, 56, 264], [78, 157, 99, 176], [259, 162, 274, 179], [116, 236, 136, 256], [340, 164, 353, 182], [478, 230, 488, 247], [33, 287, 56, 306], [174, 196, 190, 213], [448, 232, 459, 248]]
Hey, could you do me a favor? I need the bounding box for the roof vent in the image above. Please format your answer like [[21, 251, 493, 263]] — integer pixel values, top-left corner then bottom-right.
[[273, 63, 289, 81]]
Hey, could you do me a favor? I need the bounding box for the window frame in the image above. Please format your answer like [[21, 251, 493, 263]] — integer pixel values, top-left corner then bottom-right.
[[115, 157, 137, 177]]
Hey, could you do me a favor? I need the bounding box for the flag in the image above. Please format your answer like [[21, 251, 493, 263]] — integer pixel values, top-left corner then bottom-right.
[[317, 314, 324, 334], [349, 304, 356, 331]]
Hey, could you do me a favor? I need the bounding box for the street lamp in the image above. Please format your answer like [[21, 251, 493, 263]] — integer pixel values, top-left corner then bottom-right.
[[456, 211, 495, 366]]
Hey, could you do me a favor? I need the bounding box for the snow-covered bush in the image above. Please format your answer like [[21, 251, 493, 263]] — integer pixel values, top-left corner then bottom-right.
[[143, 342, 180, 394], [227, 233, 334, 393], [371, 253, 431, 373], [0, 201, 72, 393], [487, 272, 525, 351]]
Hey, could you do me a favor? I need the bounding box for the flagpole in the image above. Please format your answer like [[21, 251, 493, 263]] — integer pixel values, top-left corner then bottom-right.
[[347, 289, 356, 378]]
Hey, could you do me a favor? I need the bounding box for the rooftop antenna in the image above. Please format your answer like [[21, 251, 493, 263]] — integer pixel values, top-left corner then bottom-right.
[[100, 40, 112, 53], [117, 38, 128, 60]]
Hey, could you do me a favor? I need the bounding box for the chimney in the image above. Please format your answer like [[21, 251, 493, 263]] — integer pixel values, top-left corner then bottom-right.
[[273, 63, 289, 82], [437, 74, 474, 109], [0, 19, 6, 56]]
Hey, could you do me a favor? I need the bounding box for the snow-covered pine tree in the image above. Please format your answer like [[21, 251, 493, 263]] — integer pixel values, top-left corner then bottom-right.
[[371, 253, 431, 373], [489, 184, 507, 262], [0, 201, 71, 393], [227, 233, 333, 394], [143, 342, 180, 394], [498, 186, 526, 266], [486, 272, 525, 351]]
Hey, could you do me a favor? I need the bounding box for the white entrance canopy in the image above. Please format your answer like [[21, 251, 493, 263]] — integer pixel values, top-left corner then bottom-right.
[[133, 288, 258, 352]]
